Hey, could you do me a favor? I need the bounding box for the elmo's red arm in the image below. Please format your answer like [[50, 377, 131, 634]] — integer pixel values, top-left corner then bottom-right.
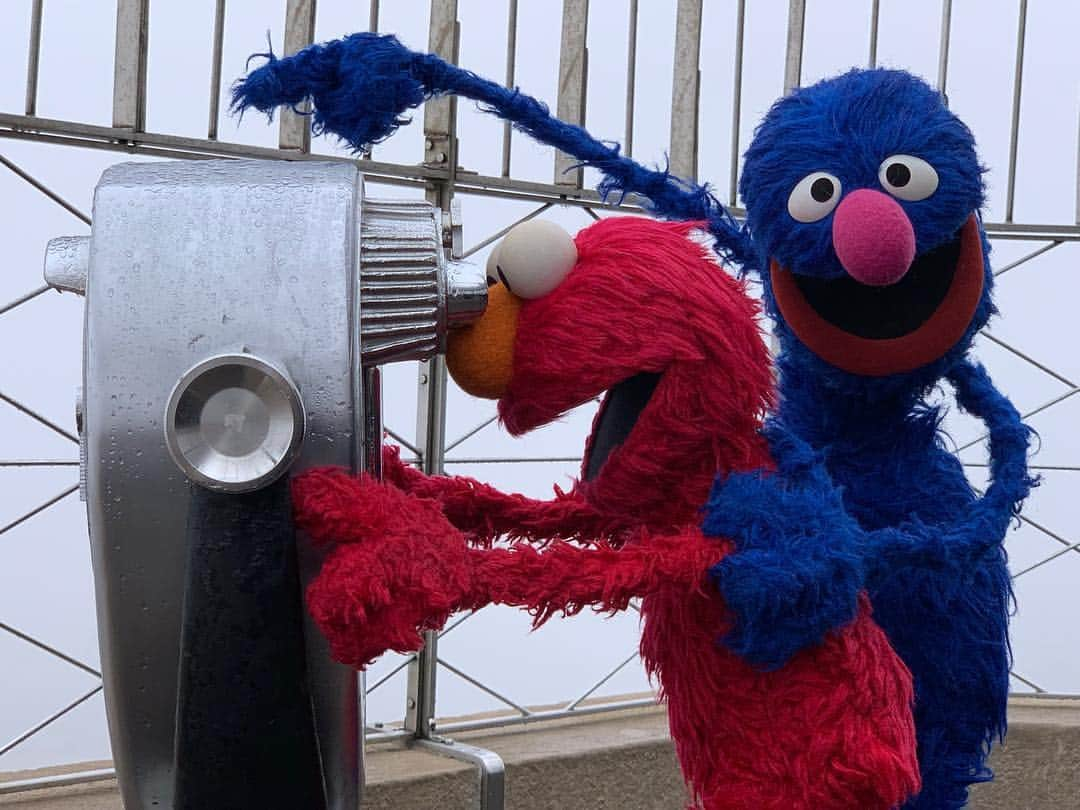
[[382, 443, 613, 546], [296, 466, 727, 669]]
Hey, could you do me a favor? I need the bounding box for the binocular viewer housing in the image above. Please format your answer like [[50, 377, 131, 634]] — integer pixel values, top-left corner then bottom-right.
[[43, 159, 487, 809]]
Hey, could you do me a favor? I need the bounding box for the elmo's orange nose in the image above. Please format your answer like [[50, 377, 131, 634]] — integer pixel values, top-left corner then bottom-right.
[[447, 283, 521, 399]]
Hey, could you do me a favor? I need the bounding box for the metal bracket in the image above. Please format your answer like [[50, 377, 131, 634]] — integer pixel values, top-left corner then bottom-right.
[[413, 737, 505, 810]]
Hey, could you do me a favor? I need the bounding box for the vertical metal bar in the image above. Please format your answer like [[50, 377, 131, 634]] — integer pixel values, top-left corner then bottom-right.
[[868, 0, 880, 68], [937, 0, 953, 95], [783, 0, 806, 94], [207, 0, 226, 139], [669, 0, 703, 180], [408, 0, 459, 741], [362, 0, 380, 159], [279, 0, 318, 151], [414, 738, 506, 810], [25, 0, 44, 115], [501, 0, 519, 177], [554, 0, 589, 186], [423, 0, 458, 166], [1005, 0, 1028, 223], [112, 0, 150, 130], [405, 357, 448, 741], [728, 0, 746, 206], [624, 0, 639, 158]]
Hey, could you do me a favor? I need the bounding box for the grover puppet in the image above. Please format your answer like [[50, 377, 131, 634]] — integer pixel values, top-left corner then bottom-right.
[[234, 31, 1032, 809]]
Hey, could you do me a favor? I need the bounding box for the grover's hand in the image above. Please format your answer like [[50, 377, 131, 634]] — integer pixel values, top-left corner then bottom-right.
[[703, 428, 864, 670]]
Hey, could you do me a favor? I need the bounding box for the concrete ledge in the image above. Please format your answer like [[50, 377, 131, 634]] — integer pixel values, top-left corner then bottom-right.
[[2, 697, 1078, 809]]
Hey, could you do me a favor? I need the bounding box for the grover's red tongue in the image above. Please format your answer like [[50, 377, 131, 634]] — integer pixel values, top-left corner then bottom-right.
[[832, 188, 916, 286]]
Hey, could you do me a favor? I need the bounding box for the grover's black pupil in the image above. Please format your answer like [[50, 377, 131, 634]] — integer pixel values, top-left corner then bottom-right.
[[886, 162, 911, 187], [810, 177, 834, 203]]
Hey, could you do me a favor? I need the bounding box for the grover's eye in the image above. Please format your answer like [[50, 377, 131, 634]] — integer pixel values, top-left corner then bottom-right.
[[787, 172, 842, 223], [490, 220, 577, 299], [878, 155, 938, 201]]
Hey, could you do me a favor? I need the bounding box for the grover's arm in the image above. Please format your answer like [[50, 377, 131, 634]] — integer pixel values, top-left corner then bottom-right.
[[231, 32, 753, 267], [867, 360, 1036, 570], [704, 421, 865, 670]]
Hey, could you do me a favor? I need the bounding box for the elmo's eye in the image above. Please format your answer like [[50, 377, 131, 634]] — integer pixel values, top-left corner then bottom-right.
[[490, 220, 577, 299], [787, 172, 842, 223], [878, 155, 938, 201]]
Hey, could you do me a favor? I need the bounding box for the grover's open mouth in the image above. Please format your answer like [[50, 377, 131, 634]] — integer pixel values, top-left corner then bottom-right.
[[583, 371, 662, 482], [770, 214, 985, 377], [794, 233, 961, 339]]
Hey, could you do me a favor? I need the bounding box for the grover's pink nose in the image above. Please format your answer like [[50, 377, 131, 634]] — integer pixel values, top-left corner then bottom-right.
[[831, 189, 916, 286]]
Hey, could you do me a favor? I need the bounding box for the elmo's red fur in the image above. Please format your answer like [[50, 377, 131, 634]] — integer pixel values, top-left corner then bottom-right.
[[296, 217, 919, 809]]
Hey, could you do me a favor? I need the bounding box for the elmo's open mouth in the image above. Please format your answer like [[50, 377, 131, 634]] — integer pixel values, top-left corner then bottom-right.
[[582, 371, 662, 482], [770, 214, 984, 376]]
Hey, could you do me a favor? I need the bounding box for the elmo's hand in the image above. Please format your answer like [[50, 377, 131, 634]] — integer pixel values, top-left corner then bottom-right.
[[295, 469, 473, 668]]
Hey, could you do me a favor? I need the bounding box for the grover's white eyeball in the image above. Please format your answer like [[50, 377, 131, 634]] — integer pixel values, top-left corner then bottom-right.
[[878, 154, 939, 202], [787, 171, 843, 223], [492, 220, 577, 299]]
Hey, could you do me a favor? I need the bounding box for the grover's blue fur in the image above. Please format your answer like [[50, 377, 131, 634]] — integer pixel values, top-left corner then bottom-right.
[[233, 37, 1035, 808], [702, 423, 864, 670]]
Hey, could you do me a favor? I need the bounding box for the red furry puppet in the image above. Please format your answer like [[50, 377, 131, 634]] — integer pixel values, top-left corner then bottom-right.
[[294, 216, 919, 809]]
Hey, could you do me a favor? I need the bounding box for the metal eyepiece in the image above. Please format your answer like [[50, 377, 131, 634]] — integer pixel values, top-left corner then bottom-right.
[[358, 197, 488, 366], [164, 353, 305, 493]]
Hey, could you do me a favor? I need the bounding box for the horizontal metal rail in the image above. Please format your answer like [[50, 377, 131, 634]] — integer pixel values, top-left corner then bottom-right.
[[2, 113, 1079, 241]]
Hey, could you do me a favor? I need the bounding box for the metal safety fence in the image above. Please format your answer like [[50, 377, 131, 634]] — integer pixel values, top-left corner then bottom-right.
[[1, 0, 1078, 791]]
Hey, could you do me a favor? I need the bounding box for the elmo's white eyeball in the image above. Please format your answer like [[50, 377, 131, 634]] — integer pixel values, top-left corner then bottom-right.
[[485, 243, 503, 287], [492, 220, 577, 299]]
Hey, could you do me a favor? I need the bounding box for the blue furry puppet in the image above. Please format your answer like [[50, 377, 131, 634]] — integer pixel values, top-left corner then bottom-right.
[[234, 33, 1035, 809]]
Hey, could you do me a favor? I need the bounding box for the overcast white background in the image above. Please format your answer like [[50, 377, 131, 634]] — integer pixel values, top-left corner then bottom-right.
[[0, 0, 1078, 774]]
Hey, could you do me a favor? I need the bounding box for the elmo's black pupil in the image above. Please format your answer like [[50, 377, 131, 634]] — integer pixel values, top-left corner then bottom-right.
[[886, 163, 911, 187], [810, 177, 834, 203]]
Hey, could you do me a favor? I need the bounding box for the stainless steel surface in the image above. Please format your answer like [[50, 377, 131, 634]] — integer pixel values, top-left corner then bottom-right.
[[31, 154, 488, 804], [24, 0, 43, 116], [1005, 0, 1028, 223], [0, 153, 91, 224], [43, 236, 90, 295], [937, 0, 953, 94], [501, 0, 518, 177], [868, 0, 880, 68], [670, 0, 703, 180], [80, 159, 363, 809], [625, 0, 638, 158], [358, 197, 449, 365], [0, 768, 116, 796], [111, 0, 149, 130], [0, 284, 49, 317], [207, 0, 227, 140], [424, 0, 458, 167], [555, 0, 589, 186], [783, 0, 806, 94], [164, 353, 305, 493], [414, 738, 506, 810], [280, 0, 318, 151], [445, 261, 488, 327], [405, 355, 448, 738], [729, 0, 746, 206]]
